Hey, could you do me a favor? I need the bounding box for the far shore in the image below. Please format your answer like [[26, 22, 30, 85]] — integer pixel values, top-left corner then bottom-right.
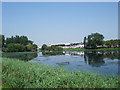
[[63, 47, 120, 51]]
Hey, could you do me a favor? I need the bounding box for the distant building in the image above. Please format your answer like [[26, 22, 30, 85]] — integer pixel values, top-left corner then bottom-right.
[[44, 43, 85, 49], [59, 43, 84, 48]]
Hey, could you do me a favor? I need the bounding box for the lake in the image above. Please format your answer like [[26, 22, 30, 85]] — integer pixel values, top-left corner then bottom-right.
[[2, 50, 120, 76]]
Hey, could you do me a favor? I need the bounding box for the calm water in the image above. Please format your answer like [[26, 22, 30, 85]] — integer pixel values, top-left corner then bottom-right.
[[2, 50, 120, 76]]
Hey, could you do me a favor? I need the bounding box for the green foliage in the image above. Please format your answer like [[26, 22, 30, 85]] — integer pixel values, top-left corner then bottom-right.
[[41, 44, 63, 51], [64, 47, 120, 51], [84, 33, 119, 49], [84, 36, 87, 48], [86, 33, 104, 48], [0, 34, 5, 49], [5, 35, 33, 45], [26, 44, 37, 52], [50, 45, 63, 51], [2, 35, 37, 52], [26, 44, 33, 51], [6, 43, 26, 52], [42, 51, 64, 56], [103, 39, 120, 48], [2, 58, 119, 88], [41, 44, 47, 51], [2, 52, 38, 61]]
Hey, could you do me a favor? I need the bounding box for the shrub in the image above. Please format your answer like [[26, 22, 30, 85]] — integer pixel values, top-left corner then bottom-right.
[[6, 43, 26, 52]]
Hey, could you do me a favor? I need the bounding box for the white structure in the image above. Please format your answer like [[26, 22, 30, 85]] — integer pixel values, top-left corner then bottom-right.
[[61, 43, 84, 48], [46, 43, 84, 49]]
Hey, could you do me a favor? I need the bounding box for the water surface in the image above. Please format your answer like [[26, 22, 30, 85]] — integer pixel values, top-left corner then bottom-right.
[[2, 50, 120, 76]]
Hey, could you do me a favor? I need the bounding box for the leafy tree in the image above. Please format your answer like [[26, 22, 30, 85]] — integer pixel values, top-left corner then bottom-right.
[[26, 44, 37, 52], [41, 44, 47, 51], [26, 44, 34, 51], [6, 43, 26, 52], [50, 45, 63, 51], [86, 33, 104, 49], [103, 39, 120, 48], [41, 44, 63, 51], [5, 35, 33, 45], [32, 44, 38, 52], [0, 34, 5, 49], [83, 36, 86, 48], [4, 35, 38, 52]]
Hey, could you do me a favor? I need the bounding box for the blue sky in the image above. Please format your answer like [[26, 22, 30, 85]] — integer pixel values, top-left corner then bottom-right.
[[2, 2, 118, 46]]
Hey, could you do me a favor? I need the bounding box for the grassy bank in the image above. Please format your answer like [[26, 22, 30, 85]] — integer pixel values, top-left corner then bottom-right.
[[64, 47, 120, 51], [2, 58, 119, 88]]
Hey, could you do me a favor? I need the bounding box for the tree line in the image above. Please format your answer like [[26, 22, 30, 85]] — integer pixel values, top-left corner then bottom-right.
[[40, 33, 120, 51], [84, 33, 120, 49], [103, 39, 120, 48], [41, 44, 63, 52], [0, 34, 38, 52]]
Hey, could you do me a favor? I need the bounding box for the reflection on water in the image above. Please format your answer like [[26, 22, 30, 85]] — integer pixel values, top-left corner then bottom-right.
[[42, 50, 120, 67], [84, 51, 120, 67], [2, 50, 120, 75], [62, 50, 120, 60], [63, 51, 84, 56], [42, 51, 65, 56], [84, 51, 105, 67], [39, 50, 119, 75], [2, 52, 38, 61]]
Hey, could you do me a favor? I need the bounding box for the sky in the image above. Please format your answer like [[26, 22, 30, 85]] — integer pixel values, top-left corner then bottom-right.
[[2, 2, 118, 46]]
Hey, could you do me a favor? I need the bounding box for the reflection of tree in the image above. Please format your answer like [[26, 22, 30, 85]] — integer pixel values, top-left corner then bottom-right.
[[2, 52, 38, 61], [84, 50, 120, 67], [103, 51, 120, 60], [84, 51, 105, 67], [42, 51, 64, 56]]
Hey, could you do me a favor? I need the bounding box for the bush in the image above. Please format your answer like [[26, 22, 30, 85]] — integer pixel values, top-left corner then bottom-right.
[[41, 44, 63, 51], [6, 43, 26, 52], [26, 44, 37, 52]]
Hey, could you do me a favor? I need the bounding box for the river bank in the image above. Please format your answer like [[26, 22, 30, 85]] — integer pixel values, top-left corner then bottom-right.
[[64, 47, 120, 51], [2, 58, 119, 88]]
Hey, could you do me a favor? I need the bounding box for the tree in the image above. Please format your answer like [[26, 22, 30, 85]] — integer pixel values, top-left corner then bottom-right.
[[83, 36, 86, 48], [86, 33, 104, 49], [6, 43, 26, 52], [32, 44, 38, 52], [103, 39, 120, 48], [4, 35, 38, 52], [26, 44, 34, 51], [5, 35, 33, 45], [26, 44, 37, 52], [0, 34, 5, 50], [41, 44, 47, 51], [41, 44, 63, 51], [50, 45, 63, 51]]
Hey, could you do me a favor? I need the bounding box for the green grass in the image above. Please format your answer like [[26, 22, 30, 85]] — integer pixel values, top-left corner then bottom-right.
[[64, 47, 120, 51], [2, 58, 120, 88]]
